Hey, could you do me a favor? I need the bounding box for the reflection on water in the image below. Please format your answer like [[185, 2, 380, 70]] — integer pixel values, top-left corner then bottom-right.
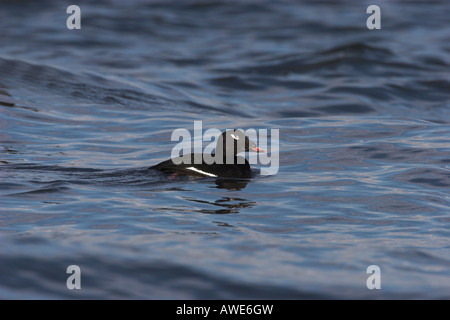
[[182, 195, 255, 215], [215, 178, 249, 191]]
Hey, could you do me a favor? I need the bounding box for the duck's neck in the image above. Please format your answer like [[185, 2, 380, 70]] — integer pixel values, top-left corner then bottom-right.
[[214, 150, 246, 165]]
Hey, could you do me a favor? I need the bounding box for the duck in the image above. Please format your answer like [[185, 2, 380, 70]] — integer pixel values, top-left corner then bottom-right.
[[149, 129, 264, 179]]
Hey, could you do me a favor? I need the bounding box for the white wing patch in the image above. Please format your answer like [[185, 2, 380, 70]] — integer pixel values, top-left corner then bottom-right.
[[230, 133, 239, 140], [186, 167, 218, 177]]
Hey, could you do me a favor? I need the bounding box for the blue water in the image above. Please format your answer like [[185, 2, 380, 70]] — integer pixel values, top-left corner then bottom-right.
[[1, 0, 449, 299]]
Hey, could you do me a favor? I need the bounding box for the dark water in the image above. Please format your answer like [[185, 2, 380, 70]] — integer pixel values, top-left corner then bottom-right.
[[1, 0, 450, 299]]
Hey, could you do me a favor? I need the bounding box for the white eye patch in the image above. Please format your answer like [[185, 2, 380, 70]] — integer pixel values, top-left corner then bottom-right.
[[230, 133, 239, 140]]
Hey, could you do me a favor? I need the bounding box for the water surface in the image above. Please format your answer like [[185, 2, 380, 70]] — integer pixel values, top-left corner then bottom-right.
[[1, 0, 449, 299]]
